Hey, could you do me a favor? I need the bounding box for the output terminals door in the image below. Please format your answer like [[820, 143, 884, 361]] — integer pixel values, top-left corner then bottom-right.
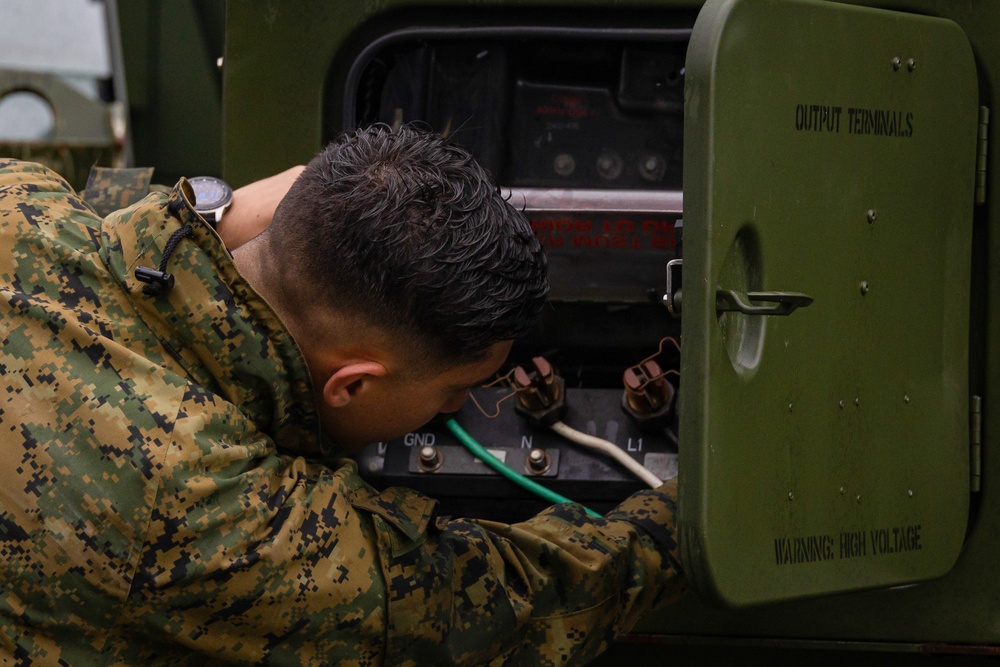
[[679, 0, 977, 606]]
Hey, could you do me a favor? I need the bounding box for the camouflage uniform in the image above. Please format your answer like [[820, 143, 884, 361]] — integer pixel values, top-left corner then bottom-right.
[[0, 160, 685, 666]]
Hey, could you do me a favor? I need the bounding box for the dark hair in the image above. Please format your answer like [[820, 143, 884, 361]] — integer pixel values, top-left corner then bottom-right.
[[267, 124, 548, 364]]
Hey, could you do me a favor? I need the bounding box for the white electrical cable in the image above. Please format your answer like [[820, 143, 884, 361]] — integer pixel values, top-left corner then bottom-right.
[[550, 421, 663, 488]]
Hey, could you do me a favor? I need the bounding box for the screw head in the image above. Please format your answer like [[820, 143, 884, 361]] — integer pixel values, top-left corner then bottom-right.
[[860, 281, 869, 295], [892, 57, 902, 70], [907, 58, 916, 72], [867, 209, 877, 223]]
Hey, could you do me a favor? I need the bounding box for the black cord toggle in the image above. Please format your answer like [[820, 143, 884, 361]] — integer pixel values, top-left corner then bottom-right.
[[135, 266, 175, 295], [135, 224, 194, 296]]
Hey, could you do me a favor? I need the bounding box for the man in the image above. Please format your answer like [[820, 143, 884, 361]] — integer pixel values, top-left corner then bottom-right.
[[0, 125, 684, 665]]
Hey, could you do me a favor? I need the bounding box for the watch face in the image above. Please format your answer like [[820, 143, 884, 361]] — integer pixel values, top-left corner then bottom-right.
[[189, 176, 233, 211]]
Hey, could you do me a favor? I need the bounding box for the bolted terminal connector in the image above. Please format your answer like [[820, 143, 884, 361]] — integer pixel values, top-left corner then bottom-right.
[[525, 448, 551, 475], [621, 359, 676, 430], [417, 445, 443, 472], [512, 356, 566, 426]]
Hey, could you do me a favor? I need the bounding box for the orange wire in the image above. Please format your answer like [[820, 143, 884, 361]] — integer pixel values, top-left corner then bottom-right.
[[467, 369, 525, 419]]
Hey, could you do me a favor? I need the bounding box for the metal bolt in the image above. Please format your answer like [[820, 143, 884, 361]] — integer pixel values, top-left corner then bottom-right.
[[526, 448, 551, 475], [867, 209, 877, 223], [553, 153, 576, 177], [860, 281, 869, 295], [639, 154, 665, 182], [418, 445, 442, 472], [907, 58, 916, 72], [596, 152, 623, 180], [892, 57, 902, 71]]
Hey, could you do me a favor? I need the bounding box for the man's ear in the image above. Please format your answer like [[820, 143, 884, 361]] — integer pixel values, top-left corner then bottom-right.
[[321, 361, 387, 408]]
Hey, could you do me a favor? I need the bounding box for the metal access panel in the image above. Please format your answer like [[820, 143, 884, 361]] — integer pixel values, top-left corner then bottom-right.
[[678, 0, 977, 606]]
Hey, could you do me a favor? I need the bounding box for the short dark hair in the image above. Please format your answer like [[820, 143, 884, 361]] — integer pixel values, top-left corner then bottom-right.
[[266, 124, 548, 364]]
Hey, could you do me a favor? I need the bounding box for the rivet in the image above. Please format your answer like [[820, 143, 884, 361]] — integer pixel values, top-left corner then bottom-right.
[[892, 57, 902, 71], [857, 495, 862, 502], [907, 58, 916, 72], [860, 281, 869, 295], [788, 492, 794, 501], [855, 397, 861, 407], [839, 400, 845, 409], [908, 489, 914, 497], [839, 486, 845, 494], [904, 395, 910, 403], [867, 209, 877, 223], [788, 403, 794, 412]]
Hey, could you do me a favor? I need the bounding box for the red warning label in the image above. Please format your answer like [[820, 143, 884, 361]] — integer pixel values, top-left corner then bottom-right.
[[530, 214, 677, 251]]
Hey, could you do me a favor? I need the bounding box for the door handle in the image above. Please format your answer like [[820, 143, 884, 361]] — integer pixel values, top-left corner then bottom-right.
[[715, 289, 813, 316]]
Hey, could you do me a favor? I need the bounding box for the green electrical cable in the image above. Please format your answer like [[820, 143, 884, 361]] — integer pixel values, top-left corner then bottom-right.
[[445, 418, 602, 519]]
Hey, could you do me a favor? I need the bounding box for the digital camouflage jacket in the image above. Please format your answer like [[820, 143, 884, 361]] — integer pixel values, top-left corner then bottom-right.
[[0, 160, 685, 666]]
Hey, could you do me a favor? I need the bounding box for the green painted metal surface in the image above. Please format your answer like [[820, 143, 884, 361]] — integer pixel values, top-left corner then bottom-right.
[[679, 0, 976, 606], [117, 0, 223, 183], [213, 0, 1000, 652]]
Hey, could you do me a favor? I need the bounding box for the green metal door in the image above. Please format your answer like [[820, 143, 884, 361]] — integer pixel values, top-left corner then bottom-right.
[[679, 0, 977, 606]]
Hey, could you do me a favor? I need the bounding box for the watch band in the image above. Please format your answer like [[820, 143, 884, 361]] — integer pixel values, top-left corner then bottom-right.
[[200, 204, 230, 226]]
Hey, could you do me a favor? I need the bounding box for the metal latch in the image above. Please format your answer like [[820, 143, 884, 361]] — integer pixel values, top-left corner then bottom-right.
[[716, 290, 813, 316], [664, 258, 813, 318], [664, 259, 682, 317]]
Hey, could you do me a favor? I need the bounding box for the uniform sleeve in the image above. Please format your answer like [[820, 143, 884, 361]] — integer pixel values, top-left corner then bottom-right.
[[116, 382, 684, 665], [373, 481, 685, 666]]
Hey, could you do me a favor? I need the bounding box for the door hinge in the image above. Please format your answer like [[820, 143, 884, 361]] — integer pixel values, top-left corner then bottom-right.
[[971, 394, 982, 493], [976, 107, 989, 205]]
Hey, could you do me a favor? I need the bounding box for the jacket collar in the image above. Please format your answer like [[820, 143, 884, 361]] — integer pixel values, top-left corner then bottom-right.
[[99, 179, 323, 455]]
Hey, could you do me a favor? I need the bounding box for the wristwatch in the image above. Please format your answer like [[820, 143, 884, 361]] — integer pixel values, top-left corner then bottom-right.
[[189, 176, 233, 226]]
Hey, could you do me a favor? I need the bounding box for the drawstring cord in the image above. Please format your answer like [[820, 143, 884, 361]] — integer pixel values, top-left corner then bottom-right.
[[134, 225, 194, 296]]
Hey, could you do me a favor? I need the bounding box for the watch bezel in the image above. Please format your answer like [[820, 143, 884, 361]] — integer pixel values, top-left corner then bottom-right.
[[189, 175, 234, 213]]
